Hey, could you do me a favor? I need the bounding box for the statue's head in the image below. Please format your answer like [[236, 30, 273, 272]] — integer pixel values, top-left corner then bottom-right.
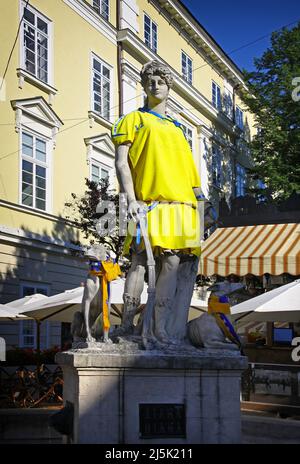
[[140, 61, 174, 107], [85, 244, 107, 261], [140, 60, 174, 90]]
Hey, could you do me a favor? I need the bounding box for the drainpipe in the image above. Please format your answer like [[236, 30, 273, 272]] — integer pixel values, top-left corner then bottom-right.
[[117, 0, 124, 116], [232, 84, 240, 198], [232, 84, 238, 125]]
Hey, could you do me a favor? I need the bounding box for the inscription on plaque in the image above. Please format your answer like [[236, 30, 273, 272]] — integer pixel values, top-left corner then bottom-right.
[[139, 404, 186, 439]]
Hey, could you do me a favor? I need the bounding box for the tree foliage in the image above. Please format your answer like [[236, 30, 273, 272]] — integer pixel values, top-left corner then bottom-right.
[[241, 23, 300, 201], [64, 178, 125, 261]]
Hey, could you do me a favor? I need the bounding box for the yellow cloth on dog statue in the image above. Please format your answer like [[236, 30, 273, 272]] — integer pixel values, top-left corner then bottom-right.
[[89, 260, 122, 331]]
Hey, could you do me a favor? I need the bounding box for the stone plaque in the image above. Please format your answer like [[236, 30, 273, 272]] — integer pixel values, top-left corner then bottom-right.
[[139, 404, 186, 439]]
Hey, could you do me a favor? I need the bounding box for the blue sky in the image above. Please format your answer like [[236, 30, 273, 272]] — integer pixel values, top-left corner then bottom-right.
[[181, 0, 300, 71]]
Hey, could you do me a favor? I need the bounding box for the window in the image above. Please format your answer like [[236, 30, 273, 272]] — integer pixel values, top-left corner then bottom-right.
[[236, 163, 246, 197], [235, 106, 244, 130], [19, 284, 48, 348], [92, 56, 111, 120], [212, 81, 222, 110], [182, 52, 193, 84], [91, 162, 110, 184], [22, 5, 50, 83], [223, 90, 233, 119], [144, 14, 157, 53], [85, 133, 115, 188], [21, 131, 49, 211], [181, 123, 193, 151], [93, 0, 109, 21], [212, 145, 222, 188]]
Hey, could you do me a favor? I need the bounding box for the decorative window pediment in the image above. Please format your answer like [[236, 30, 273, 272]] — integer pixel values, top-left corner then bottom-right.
[[85, 133, 115, 187], [11, 97, 63, 147], [84, 133, 115, 164]]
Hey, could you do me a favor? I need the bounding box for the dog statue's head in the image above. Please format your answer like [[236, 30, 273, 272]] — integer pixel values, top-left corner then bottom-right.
[[85, 244, 108, 262]]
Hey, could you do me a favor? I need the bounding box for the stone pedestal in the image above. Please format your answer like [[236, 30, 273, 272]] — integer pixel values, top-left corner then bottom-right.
[[56, 344, 247, 444]]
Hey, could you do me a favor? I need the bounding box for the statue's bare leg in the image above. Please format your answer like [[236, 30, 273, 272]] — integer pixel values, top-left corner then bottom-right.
[[82, 274, 100, 342], [115, 251, 147, 335], [154, 253, 180, 343]]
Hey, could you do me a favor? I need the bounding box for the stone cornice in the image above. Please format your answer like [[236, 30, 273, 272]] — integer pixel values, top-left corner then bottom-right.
[[151, 0, 246, 90], [117, 29, 236, 133], [121, 59, 141, 83]]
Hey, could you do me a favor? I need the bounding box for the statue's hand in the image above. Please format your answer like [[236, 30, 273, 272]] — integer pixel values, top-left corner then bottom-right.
[[128, 201, 146, 223]]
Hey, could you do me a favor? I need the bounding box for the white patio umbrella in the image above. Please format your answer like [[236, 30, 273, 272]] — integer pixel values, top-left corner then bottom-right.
[[231, 279, 300, 322], [5, 293, 48, 310], [0, 303, 28, 320], [18, 278, 208, 324], [18, 281, 146, 324], [19, 287, 85, 323], [1, 294, 50, 362]]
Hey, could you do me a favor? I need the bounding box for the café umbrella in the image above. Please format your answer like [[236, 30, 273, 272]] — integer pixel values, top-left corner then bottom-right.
[[18, 280, 208, 335], [231, 280, 300, 323], [0, 303, 29, 320]]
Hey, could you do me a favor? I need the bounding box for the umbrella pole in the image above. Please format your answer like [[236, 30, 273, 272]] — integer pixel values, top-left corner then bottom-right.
[[36, 320, 41, 375]]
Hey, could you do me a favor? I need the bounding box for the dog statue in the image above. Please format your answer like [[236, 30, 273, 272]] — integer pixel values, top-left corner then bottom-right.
[[71, 245, 121, 345], [187, 282, 244, 351]]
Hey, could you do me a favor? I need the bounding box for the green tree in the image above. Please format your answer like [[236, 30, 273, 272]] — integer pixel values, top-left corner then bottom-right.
[[241, 23, 300, 201], [65, 178, 126, 261]]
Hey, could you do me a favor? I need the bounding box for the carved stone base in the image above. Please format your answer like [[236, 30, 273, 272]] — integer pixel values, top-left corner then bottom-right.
[[56, 345, 247, 444]]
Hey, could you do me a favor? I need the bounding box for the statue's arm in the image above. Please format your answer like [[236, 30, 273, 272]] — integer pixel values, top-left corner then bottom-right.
[[193, 187, 203, 199], [115, 143, 142, 219]]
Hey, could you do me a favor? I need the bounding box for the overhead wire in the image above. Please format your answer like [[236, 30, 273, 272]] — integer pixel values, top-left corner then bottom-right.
[[0, 0, 30, 94], [0, 10, 299, 160]]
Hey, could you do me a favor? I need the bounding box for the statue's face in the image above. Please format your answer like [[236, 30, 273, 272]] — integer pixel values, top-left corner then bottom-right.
[[144, 74, 169, 104]]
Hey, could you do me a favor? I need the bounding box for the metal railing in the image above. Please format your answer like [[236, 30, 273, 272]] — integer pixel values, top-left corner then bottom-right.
[[0, 365, 63, 408], [242, 363, 300, 405]]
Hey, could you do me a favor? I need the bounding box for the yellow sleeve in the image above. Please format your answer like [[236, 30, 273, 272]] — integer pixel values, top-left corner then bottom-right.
[[111, 111, 139, 146]]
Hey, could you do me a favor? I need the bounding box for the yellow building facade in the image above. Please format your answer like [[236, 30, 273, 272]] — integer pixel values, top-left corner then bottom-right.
[[0, 0, 255, 348]]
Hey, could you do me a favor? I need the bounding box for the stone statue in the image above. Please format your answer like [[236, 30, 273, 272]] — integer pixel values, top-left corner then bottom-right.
[[71, 244, 121, 345], [112, 60, 205, 346], [187, 283, 243, 350], [187, 314, 240, 350]]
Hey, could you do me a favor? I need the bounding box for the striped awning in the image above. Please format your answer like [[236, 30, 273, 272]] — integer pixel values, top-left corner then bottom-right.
[[200, 223, 300, 277]]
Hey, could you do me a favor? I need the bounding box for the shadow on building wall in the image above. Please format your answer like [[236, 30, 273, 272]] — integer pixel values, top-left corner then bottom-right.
[[0, 216, 88, 349]]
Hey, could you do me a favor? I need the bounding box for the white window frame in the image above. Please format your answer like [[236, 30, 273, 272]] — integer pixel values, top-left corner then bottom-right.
[[92, 0, 110, 21], [235, 106, 244, 130], [86, 134, 115, 189], [212, 81, 222, 110], [236, 163, 247, 197], [90, 159, 112, 185], [19, 128, 51, 213], [180, 121, 194, 153], [19, 283, 49, 349], [20, 0, 53, 86], [144, 13, 158, 53], [91, 53, 113, 122], [223, 90, 233, 120], [182, 51, 193, 85], [212, 145, 222, 188]]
